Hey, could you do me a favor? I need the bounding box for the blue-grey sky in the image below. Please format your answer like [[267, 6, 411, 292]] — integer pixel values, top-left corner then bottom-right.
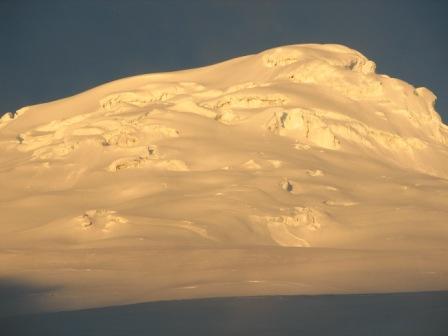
[[1, 0, 447, 122]]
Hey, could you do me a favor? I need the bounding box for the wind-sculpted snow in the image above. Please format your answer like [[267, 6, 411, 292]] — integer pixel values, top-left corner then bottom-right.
[[261, 44, 376, 74], [1, 44, 448, 315], [252, 206, 327, 247], [77, 209, 128, 233]]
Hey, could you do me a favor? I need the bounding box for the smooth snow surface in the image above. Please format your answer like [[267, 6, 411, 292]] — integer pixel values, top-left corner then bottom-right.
[[1, 44, 448, 315]]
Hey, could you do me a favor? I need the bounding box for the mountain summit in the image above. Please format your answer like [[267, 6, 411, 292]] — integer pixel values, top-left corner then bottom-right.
[[1, 44, 447, 314]]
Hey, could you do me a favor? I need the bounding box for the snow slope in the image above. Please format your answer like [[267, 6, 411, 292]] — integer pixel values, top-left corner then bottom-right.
[[1, 44, 448, 315]]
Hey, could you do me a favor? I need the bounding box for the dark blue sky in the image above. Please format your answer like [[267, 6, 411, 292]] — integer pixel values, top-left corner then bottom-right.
[[1, 0, 447, 121]]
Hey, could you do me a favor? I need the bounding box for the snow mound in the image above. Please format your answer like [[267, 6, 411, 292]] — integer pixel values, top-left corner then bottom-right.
[[108, 156, 188, 172], [252, 207, 327, 247], [262, 44, 376, 74], [4, 43, 445, 175], [266, 108, 341, 149], [1, 43, 448, 313], [201, 92, 287, 110], [77, 209, 128, 233]]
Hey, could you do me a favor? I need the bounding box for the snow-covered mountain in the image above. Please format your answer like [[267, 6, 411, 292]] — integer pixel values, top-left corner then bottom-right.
[[1, 44, 447, 315]]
